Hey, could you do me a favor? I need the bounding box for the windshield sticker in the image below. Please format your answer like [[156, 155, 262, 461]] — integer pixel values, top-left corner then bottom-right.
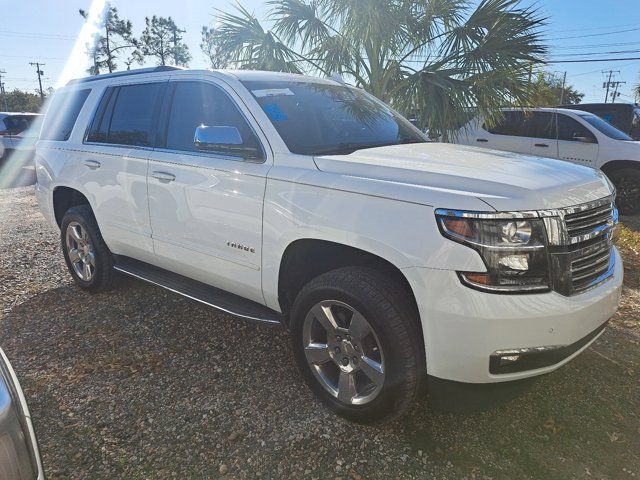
[[252, 88, 295, 98], [263, 103, 288, 121]]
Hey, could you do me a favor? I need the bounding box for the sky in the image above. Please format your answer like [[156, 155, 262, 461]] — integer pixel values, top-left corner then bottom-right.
[[0, 0, 638, 104]]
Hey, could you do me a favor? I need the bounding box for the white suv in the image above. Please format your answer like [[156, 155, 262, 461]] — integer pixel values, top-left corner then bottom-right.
[[454, 107, 640, 214], [35, 68, 622, 423]]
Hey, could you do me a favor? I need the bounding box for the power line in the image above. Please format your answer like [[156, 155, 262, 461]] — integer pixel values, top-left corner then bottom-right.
[[551, 26, 640, 41], [552, 41, 640, 51], [546, 57, 640, 64], [548, 49, 640, 58]]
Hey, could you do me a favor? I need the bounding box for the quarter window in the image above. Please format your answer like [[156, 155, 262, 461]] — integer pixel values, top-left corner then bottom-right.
[[162, 81, 262, 159], [40, 89, 91, 141]]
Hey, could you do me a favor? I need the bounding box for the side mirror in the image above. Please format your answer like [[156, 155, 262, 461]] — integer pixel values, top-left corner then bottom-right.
[[573, 134, 596, 144], [193, 125, 260, 160], [0, 349, 44, 480]]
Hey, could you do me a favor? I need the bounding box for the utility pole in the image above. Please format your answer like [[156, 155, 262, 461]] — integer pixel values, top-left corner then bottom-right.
[[602, 70, 620, 103], [559, 71, 567, 105], [0, 69, 8, 111], [29, 62, 45, 100], [610, 81, 626, 103]]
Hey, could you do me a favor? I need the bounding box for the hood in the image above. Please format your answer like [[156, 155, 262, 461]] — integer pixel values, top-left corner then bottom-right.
[[314, 143, 612, 211]]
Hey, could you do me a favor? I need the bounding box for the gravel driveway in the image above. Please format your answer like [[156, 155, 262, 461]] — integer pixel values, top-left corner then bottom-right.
[[1, 186, 638, 479]]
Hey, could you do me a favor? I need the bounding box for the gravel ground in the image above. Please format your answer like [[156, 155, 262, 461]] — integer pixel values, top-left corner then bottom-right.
[[0, 186, 638, 479]]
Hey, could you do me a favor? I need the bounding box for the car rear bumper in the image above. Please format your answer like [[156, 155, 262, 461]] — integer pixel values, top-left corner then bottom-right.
[[403, 247, 623, 383]]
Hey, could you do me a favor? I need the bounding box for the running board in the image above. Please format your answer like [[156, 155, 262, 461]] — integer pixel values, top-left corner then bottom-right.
[[113, 256, 282, 325]]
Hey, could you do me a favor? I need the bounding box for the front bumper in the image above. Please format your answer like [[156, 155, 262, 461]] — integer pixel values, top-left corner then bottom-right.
[[403, 247, 623, 383]]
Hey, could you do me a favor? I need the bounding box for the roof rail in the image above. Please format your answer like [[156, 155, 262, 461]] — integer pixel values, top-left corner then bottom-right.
[[66, 66, 184, 85]]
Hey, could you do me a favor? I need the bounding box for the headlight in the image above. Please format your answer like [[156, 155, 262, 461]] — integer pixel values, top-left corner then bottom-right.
[[435, 210, 550, 293]]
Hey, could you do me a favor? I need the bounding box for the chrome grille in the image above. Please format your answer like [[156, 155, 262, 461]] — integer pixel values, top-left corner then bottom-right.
[[564, 203, 612, 240], [542, 196, 616, 296], [570, 239, 613, 293], [563, 199, 615, 294]]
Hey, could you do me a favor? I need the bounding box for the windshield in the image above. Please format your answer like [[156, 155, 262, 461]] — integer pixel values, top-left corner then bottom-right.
[[242, 80, 427, 155], [577, 113, 633, 141]]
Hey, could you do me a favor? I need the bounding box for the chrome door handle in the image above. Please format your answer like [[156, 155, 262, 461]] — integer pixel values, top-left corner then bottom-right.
[[82, 159, 101, 170], [534, 143, 549, 147], [152, 171, 176, 183], [476, 138, 488, 143]]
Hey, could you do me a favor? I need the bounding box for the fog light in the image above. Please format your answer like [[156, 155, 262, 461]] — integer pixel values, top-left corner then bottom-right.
[[498, 254, 529, 272]]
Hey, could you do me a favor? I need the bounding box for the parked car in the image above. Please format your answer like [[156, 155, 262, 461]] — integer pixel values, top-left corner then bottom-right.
[[559, 103, 640, 141], [0, 348, 44, 480], [454, 107, 640, 214], [35, 67, 622, 423], [0, 112, 43, 165]]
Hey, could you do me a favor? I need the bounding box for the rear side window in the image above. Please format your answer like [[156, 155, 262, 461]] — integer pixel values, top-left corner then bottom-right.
[[529, 112, 556, 139], [40, 89, 91, 141], [87, 83, 164, 147]]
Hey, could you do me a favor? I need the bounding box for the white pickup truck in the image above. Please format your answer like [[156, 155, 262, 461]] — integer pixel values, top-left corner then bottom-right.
[[35, 67, 622, 423]]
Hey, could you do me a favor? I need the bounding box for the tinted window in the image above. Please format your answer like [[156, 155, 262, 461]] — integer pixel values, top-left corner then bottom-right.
[[86, 88, 117, 144], [40, 89, 91, 141], [242, 80, 426, 156], [108, 83, 163, 146], [557, 114, 596, 142], [631, 108, 640, 140], [2, 115, 38, 135], [529, 112, 556, 139], [163, 81, 261, 158], [485, 111, 527, 136]]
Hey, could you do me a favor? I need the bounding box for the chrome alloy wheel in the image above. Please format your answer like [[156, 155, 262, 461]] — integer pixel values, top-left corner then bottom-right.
[[65, 221, 95, 281], [303, 300, 385, 406]]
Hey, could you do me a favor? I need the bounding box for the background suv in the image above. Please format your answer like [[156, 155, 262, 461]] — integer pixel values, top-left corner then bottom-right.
[[454, 107, 640, 214]]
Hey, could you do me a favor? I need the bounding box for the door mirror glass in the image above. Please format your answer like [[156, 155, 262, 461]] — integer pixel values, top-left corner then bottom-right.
[[193, 125, 260, 159]]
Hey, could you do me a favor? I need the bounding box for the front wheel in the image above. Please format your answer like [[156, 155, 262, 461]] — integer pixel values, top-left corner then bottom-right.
[[290, 267, 423, 424], [608, 167, 640, 215]]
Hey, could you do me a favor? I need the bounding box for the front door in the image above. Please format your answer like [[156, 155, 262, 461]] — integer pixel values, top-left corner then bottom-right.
[[146, 79, 271, 304], [556, 113, 599, 167]]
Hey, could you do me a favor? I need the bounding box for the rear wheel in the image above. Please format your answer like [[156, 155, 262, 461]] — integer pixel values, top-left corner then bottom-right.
[[290, 267, 423, 424], [608, 167, 640, 215], [60, 205, 116, 292]]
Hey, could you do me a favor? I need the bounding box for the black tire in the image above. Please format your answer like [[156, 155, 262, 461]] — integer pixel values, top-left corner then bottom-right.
[[608, 167, 640, 215], [60, 204, 116, 292], [290, 267, 424, 424]]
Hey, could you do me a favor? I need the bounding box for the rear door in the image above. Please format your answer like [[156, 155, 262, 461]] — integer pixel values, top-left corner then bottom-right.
[[528, 111, 559, 158], [80, 81, 166, 262], [556, 113, 599, 167], [146, 78, 271, 303]]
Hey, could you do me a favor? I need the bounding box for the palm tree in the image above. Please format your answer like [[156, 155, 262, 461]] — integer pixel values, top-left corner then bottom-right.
[[212, 0, 546, 138]]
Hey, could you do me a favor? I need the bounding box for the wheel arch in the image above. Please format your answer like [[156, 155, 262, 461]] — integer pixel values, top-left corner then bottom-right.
[[52, 186, 91, 227], [277, 238, 421, 329], [601, 159, 640, 175]]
